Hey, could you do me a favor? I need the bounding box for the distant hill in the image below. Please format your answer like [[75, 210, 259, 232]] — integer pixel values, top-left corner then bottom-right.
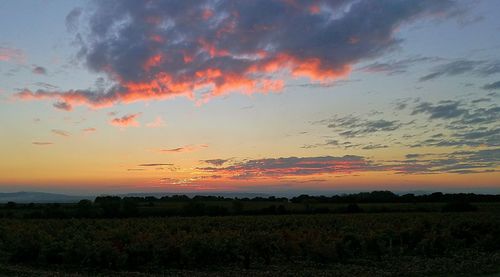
[[0, 192, 91, 203], [118, 192, 271, 199], [0, 191, 270, 203]]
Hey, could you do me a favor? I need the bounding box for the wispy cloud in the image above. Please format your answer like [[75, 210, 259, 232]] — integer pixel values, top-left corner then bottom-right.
[[53, 101, 72, 111], [51, 129, 70, 137], [159, 144, 208, 153], [419, 59, 500, 82], [109, 113, 141, 127], [138, 163, 173, 167], [83, 128, 96, 133], [146, 116, 166, 128], [199, 149, 500, 180], [321, 114, 405, 138], [202, 159, 230, 166], [483, 81, 500, 90], [32, 141, 53, 146], [0, 46, 25, 63], [199, 155, 379, 179]]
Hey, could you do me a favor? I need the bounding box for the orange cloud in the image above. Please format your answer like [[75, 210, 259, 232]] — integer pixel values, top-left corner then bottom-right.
[[12, 1, 456, 110]]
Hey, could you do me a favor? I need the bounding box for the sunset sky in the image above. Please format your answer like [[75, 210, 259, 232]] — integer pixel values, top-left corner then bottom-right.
[[0, 0, 499, 195]]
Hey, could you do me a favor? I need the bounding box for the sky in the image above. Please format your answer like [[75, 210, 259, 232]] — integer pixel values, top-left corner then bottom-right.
[[0, 0, 499, 195]]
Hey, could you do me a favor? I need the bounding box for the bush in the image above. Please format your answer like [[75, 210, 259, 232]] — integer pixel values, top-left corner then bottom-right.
[[442, 202, 477, 212]]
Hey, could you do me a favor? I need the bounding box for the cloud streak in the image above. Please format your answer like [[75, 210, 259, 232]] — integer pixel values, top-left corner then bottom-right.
[[159, 144, 208, 153], [109, 113, 141, 127], [32, 141, 53, 146], [51, 129, 70, 137]]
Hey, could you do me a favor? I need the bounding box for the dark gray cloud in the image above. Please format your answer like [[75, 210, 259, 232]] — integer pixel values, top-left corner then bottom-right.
[[65, 7, 82, 32], [15, 0, 457, 109], [32, 141, 53, 146], [411, 101, 466, 119], [199, 148, 500, 179], [34, 82, 59, 90], [407, 98, 500, 148], [53, 101, 72, 111], [396, 148, 500, 174], [358, 56, 438, 75], [32, 66, 47, 75], [420, 59, 500, 82], [483, 81, 500, 90], [310, 96, 500, 151], [138, 163, 173, 167], [203, 159, 230, 166], [471, 98, 491, 104], [51, 129, 70, 137], [199, 155, 380, 179], [361, 144, 389, 150], [325, 115, 404, 138]]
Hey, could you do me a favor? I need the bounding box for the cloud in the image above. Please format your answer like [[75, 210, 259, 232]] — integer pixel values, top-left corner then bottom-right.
[[471, 98, 491, 104], [405, 99, 500, 148], [109, 113, 141, 127], [197, 147, 500, 180], [310, 97, 500, 151], [199, 155, 380, 179], [51, 129, 70, 137], [13, 0, 456, 109], [0, 46, 25, 63], [83, 127, 96, 133], [32, 66, 47, 75], [146, 116, 166, 128], [483, 81, 500, 90], [358, 56, 438, 75], [34, 82, 59, 90], [53, 101, 72, 111], [361, 144, 389, 150], [138, 163, 173, 167], [411, 101, 466, 119], [65, 7, 82, 32], [203, 159, 230, 166], [395, 148, 500, 174], [323, 115, 404, 138], [32, 141, 53, 146], [159, 144, 208, 153], [419, 59, 500, 82]]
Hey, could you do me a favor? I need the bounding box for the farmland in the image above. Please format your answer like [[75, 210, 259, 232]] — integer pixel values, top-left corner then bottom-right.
[[0, 193, 500, 276]]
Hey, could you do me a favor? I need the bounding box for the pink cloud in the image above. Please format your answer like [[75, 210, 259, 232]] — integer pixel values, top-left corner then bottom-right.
[[0, 46, 25, 64], [109, 113, 141, 127], [83, 128, 96, 133], [146, 116, 166, 128]]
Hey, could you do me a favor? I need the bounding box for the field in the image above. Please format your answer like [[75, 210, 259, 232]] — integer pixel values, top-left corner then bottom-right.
[[1, 201, 500, 276]]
